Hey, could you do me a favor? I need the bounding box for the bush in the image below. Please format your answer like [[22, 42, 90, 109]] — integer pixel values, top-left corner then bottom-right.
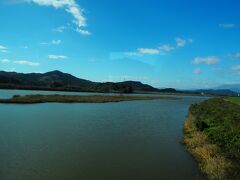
[[189, 98, 240, 162], [185, 98, 240, 178], [12, 95, 21, 98]]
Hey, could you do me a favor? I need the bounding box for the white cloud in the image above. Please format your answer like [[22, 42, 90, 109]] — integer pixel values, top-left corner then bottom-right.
[[48, 55, 67, 59], [192, 56, 220, 65], [53, 26, 66, 33], [137, 48, 159, 55], [0, 45, 7, 50], [14, 60, 40, 66], [40, 39, 62, 45], [76, 28, 91, 35], [158, 44, 175, 52], [193, 68, 202, 74], [132, 37, 192, 56], [175, 38, 186, 47], [26, 0, 90, 35], [0, 44, 8, 53], [219, 24, 236, 28], [51, 40, 61, 45], [175, 38, 192, 48], [0, 59, 11, 63], [124, 52, 142, 57]]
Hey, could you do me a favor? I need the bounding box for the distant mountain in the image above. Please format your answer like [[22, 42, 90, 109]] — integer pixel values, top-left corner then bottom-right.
[[215, 84, 240, 93], [0, 70, 95, 89], [1, 70, 237, 96], [190, 89, 238, 96], [158, 88, 177, 93], [0, 70, 159, 93]]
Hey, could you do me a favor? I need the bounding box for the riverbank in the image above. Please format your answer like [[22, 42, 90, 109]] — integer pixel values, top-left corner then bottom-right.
[[183, 98, 240, 179], [225, 97, 240, 104], [0, 94, 179, 104]]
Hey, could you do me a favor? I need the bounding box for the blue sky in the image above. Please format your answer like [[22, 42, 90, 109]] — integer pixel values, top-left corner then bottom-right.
[[0, 0, 240, 89]]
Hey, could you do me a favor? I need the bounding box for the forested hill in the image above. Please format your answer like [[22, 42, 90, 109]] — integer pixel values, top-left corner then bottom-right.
[[0, 70, 161, 93]]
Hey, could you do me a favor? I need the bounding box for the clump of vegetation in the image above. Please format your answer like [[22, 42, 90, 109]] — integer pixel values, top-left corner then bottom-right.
[[183, 98, 240, 179], [0, 94, 179, 104], [12, 95, 21, 98], [184, 114, 232, 179]]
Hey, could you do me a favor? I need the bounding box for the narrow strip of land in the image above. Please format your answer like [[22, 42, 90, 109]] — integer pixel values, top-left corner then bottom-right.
[[0, 94, 179, 104]]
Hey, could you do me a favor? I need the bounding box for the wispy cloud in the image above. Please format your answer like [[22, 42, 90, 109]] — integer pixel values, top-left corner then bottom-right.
[[26, 0, 90, 35], [51, 40, 61, 45], [175, 38, 186, 47], [192, 56, 220, 65], [0, 44, 8, 53], [76, 28, 91, 35], [1, 58, 40, 67], [0, 59, 10, 63], [48, 55, 67, 59], [137, 48, 159, 55], [175, 38, 192, 47], [158, 44, 175, 52], [124, 52, 143, 57], [193, 68, 202, 74], [219, 23, 236, 28], [53, 26, 66, 33], [0, 45, 7, 50], [40, 40, 61, 45], [14, 60, 40, 66], [128, 37, 192, 56]]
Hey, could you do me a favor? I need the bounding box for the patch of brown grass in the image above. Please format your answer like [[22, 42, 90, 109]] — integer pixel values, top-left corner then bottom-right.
[[0, 94, 179, 104], [183, 114, 232, 180]]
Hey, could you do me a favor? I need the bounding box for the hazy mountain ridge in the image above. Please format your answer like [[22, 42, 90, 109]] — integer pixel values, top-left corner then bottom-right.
[[215, 84, 240, 93], [189, 89, 238, 96]]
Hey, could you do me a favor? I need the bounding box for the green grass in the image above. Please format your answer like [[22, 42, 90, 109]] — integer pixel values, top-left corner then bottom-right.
[[0, 94, 179, 104], [225, 97, 240, 104], [184, 98, 240, 179], [183, 114, 232, 180]]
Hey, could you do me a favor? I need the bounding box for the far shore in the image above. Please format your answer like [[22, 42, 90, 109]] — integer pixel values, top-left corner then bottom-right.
[[0, 94, 180, 104], [0, 87, 211, 97]]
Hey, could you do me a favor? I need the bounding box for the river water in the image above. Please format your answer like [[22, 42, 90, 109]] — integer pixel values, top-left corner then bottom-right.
[[0, 90, 207, 180]]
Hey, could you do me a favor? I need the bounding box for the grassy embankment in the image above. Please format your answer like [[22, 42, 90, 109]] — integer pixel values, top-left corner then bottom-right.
[[225, 97, 240, 105], [0, 94, 178, 104], [183, 98, 240, 179]]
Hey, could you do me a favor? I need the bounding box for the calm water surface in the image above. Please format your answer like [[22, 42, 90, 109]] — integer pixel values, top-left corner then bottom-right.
[[0, 90, 207, 180]]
